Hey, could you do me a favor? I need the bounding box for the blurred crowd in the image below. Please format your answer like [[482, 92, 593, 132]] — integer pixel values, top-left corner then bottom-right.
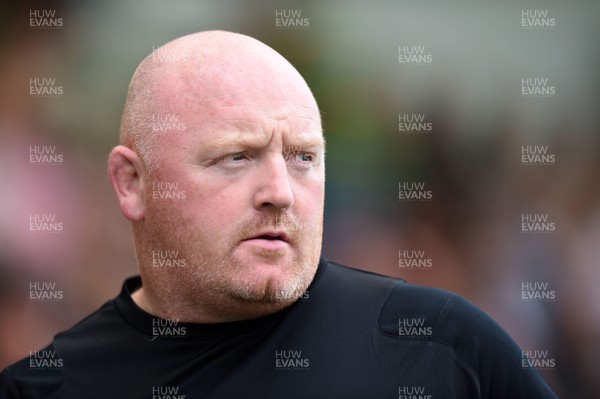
[[1, 1, 599, 398]]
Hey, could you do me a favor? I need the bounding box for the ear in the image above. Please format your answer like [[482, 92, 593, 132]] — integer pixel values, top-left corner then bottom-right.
[[108, 145, 146, 222]]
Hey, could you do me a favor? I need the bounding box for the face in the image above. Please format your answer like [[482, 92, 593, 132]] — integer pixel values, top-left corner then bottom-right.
[[141, 74, 325, 308]]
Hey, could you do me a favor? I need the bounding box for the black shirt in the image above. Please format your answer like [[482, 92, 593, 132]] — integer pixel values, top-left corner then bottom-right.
[[1, 257, 558, 398]]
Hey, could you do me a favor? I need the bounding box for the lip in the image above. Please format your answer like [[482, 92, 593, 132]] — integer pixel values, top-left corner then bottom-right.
[[243, 230, 289, 243], [241, 230, 290, 250]]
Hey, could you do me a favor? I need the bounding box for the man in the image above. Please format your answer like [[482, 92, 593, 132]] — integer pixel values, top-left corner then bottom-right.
[[1, 31, 557, 398]]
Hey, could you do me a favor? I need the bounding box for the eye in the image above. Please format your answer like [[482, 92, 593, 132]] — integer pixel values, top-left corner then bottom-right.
[[215, 152, 250, 165], [297, 153, 314, 162], [286, 152, 317, 166], [229, 153, 246, 161]]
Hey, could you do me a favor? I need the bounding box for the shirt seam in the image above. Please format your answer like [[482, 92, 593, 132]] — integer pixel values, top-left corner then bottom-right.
[[376, 283, 482, 399]]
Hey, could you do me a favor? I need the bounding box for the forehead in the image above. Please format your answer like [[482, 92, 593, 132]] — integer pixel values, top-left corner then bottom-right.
[[154, 48, 322, 146], [164, 73, 322, 138], [210, 101, 319, 130], [196, 103, 323, 149]]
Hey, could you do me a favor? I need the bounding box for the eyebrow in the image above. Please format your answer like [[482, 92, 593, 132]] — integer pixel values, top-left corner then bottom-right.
[[206, 131, 325, 152]]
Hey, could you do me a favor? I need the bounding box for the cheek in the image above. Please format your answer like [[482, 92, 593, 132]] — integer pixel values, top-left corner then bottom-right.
[[178, 176, 247, 229], [293, 178, 325, 217], [147, 161, 250, 238]]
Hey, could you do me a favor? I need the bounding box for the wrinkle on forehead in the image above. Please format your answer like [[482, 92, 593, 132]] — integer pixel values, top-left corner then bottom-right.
[[184, 112, 324, 157]]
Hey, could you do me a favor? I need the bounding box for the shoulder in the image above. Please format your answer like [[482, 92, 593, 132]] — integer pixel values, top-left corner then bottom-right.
[[377, 281, 513, 366], [376, 280, 558, 398], [0, 299, 119, 398], [1, 344, 62, 399], [315, 258, 405, 313]]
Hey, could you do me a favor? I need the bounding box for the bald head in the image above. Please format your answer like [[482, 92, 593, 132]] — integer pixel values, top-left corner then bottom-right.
[[119, 30, 320, 173]]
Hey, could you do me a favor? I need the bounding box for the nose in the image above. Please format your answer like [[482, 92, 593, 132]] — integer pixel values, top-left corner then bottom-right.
[[253, 155, 294, 210]]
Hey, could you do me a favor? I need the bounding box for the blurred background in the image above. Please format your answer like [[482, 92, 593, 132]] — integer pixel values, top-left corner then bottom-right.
[[1, 0, 599, 397]]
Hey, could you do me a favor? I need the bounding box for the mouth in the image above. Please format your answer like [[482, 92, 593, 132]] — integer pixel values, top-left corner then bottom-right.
[[244, 231, 290, 243]]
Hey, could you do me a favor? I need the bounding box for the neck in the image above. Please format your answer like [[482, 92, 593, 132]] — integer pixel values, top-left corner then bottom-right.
[[130, 279, 296, 324]]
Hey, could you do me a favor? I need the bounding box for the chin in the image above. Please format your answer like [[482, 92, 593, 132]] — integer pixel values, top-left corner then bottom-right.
[[224, 249, 314, 303], [229, 269, 305, 304]]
